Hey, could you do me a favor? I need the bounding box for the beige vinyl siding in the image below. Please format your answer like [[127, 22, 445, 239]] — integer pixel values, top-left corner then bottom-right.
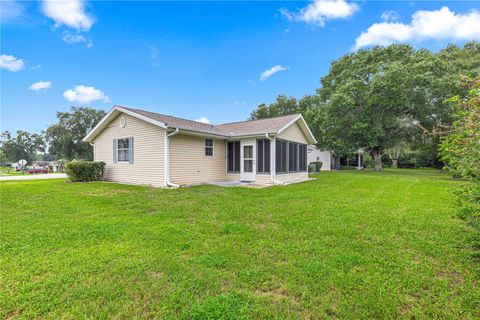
[[93, 113, 165, 187], [225, 173, 240, 181], [255, 174, 273, 185], [277, 121, 309, 144], [275, 172, 308, 183], [169, 134, 227, 185]]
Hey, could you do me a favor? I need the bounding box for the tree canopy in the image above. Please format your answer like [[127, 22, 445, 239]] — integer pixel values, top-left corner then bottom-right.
[[0, 130, 45, 163], [248, 42, 480, 170], [44, 107, 107, 160], [248, 95, 299, 120]]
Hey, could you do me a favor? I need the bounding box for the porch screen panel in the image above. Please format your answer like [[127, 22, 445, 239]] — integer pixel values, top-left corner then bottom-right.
[[228, 142, 234, 172], [227, 141, 241, 173], [264, 140, 270, 173], [299, 144, 307, 171], [234, 141, 240, 172], [288, 142, 298, 172], [257, 139, 270, 174], [257, 140, 264, 173], [275, 140, 288, 173]]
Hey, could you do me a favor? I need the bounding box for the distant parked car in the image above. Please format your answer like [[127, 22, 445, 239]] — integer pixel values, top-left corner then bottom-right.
[[27, 168, 50, 174]]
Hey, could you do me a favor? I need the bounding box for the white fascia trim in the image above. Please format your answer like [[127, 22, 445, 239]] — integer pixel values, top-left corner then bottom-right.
[[226, 133, 277, 140], [174, 129, 228, 139], [276, 114, 317, 144], [83, 106, 117, 142], [83, 105, 167, 142], [117, 106, 168, 129]]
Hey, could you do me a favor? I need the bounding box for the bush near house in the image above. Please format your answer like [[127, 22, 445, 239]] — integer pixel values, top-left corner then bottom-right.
[[65, 161, 105, 182]]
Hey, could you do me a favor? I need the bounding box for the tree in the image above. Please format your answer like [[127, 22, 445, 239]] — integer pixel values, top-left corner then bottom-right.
[[316, 44, 418, 170], [249, 95, 298, 120], [0, 130, 45, 163], [413, 42, 480, 137], [44, 107, 107, 160], [440, 77, 480, 181], [0, 150, 8, 166], [440, 77, 480, 252]]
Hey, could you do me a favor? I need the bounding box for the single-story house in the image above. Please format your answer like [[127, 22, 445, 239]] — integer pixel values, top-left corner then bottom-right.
[[307, 145, 331, 171], [83, 106, 317, 187]]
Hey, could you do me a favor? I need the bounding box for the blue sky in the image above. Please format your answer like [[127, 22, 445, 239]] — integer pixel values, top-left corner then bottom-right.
[[1, 1, 479, 133]]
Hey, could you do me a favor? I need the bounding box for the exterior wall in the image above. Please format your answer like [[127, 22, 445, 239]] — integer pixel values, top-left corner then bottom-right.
[[93, 113, 165, 187], [277, 121, 309, 144], [307, 147, 331, 171], [225, 173, 240, 181], [169, 134, 227, 185], [255, 174, 273, 185], [275, 172, 309, 183]]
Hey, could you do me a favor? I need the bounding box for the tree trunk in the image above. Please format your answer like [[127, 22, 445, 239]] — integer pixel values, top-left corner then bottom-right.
[[391, 159, 398, 168], [372, 150, 382, 171]]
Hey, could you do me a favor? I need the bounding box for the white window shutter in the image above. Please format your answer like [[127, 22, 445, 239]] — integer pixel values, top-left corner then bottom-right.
[[113, 139, 117, 163], [129, 137, 134, 164]]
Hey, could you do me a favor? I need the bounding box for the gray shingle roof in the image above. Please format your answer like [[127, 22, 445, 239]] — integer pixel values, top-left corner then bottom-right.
[[119, 106, 299, 137], [216, 114, 299, 136], [121, 107, 226, 136]]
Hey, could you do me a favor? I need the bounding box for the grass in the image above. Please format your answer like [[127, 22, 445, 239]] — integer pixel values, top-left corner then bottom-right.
[[1, 169, 479, 319], [0, 167, 25, 176]]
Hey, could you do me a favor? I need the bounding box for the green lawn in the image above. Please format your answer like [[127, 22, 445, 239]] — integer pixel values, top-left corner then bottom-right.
[[0, 167, 25, 176], [1, 169, 479, 319]]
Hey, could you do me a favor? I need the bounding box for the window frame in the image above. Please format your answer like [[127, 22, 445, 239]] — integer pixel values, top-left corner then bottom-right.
[[205, 139, 214, 156], [117, 138, 130, 163]]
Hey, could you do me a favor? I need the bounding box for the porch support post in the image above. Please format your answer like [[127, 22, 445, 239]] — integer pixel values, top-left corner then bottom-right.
[[271, 137, 276, 181]]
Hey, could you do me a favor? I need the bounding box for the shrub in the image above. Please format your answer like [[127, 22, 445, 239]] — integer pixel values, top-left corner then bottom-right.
[[312, 161, 322, 172], [440, 77, 480, 256], [65, 161, 106, 182]]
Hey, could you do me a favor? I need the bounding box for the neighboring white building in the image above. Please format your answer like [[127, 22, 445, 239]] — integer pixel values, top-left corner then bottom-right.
[[307, 145, 331, 171]]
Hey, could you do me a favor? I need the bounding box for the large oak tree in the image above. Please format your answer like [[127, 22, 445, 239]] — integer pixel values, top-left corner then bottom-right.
[[44, 107, 106, 160]]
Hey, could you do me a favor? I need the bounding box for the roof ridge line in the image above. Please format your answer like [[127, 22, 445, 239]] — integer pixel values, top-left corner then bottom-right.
[[217, 113, 300, 126], [117, 105, 218, 128]]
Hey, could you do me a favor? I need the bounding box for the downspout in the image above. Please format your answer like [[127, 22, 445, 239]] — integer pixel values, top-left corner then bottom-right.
[[165, 128, 180, 188], [265, 133, 285, 185]]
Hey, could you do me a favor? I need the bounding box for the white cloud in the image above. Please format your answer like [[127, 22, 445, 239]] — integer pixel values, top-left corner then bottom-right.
[[42, 0, 94, 31], [0, 0, 25, 22], [281, 0, 359, 26], [63, 85, 110, 104], [260, 65, 287, 81], [195, 117, 210, 124], [381, 10, 399, 22], [62, 32, 93, 47], [0, 54, 24, 72], [355, 7, 480, 50], [29, 81, 52, 91]]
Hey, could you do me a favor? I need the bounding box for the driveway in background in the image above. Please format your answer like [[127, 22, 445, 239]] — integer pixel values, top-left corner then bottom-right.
[[0, 173, 67, 181]]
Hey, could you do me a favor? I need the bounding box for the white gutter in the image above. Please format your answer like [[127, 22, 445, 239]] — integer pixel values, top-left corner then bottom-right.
[[265, 133, 285, 185], [165, 128, 180, 188]]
